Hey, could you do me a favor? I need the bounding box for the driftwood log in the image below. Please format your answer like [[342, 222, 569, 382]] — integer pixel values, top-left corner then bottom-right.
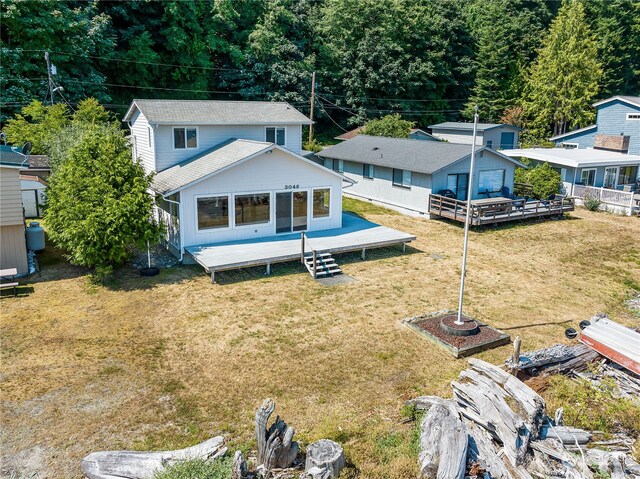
[[586, 448, 640, 478], [538, 422, 591, 446], [528, 439, 593, 479], [451, 359, 545, 467], [505, 343, 599, 374], [81, 436, 227, 479], [304, 440, 345, 479], [465, 420, 512, 479], [255, 398, 298, 470], [417, 397, 467, 479], [231, 450, 248, 479]]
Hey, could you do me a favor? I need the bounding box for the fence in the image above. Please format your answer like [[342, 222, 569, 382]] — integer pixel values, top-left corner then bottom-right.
[[571, 185, 636, 215]]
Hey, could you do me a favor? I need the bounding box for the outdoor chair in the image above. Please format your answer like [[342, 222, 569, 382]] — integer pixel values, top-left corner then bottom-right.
[[437, 189, 456, 199], [501, 186, 511, 198]]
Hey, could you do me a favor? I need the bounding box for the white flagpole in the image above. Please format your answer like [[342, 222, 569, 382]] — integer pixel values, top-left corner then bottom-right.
[[456, 106, 479, 325]]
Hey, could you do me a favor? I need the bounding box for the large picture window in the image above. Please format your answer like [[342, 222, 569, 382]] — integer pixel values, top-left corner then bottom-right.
[[235, 193, 270, 226], [313, 188, 331, 218], [197, 196, 229, 230], [392, 169, 411, 188], [266, 127, 285, 146], [174, 127, 197, 149], [478, 169, 505, 194]]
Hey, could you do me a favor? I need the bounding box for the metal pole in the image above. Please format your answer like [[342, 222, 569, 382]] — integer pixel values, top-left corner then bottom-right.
[[308, 71, 316, 144], [45, 52, 54, 105], [456, 106, 479, 325]]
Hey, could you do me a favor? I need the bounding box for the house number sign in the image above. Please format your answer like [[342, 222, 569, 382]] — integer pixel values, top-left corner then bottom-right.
[[284, 184, 300, 190]]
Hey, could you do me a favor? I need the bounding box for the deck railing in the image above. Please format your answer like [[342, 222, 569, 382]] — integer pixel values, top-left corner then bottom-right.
[[428, 194, 574, 225], [572, 185, 636, 213], [301, 231, 319, 278]]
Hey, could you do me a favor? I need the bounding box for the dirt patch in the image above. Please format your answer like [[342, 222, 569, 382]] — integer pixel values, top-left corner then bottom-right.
[[414, 315, 499, 348]]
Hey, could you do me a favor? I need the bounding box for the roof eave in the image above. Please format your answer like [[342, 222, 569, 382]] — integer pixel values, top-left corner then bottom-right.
[[593, 96, 640, 109]]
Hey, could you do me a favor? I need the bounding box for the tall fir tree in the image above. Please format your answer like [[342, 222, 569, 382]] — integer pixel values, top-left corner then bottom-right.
[[523, 0, 602, 142]]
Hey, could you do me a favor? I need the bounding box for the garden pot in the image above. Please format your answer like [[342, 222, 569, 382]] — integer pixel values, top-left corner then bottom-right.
[[140, 267, 160, 277]]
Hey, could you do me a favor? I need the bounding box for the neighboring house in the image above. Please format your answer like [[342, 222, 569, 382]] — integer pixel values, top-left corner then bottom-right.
[[23, 155, 51, 180], [124, 99, 350, 258], [0, 149, 29, 274], [335, 127, 440, 142], [503, 148, 640, 215], [429, 122, 520, 149], [317, 135, 524, 216], [549, 96, 640, 155]]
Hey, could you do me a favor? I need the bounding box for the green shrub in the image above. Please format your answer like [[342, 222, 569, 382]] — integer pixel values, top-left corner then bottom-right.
[[362, 114, 413, 138], [303, 138, 323, 152], [583, 194, 602, 212], [514, 162, 561, 199], [153, 458, 232, 479]]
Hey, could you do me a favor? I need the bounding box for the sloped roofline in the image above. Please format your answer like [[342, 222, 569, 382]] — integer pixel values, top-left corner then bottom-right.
[[593, 95, 640, 109], [156, 143, 353, 197], [430, 146, 527, 174], [548, 124, 598, 141]]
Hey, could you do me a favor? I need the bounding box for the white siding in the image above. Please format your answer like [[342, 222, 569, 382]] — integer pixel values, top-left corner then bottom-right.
[[154, 124, 303, 172], [0, 224, 28, 274], [1, 167, 25, 226], [129, 109, 155, 174], [342, 161, 432, 215], [431, 129, 484, 145], [179, 149, 343, 247]]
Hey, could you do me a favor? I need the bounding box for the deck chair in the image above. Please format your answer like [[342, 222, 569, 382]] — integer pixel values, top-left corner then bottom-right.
[[501, 186, 511, 198]]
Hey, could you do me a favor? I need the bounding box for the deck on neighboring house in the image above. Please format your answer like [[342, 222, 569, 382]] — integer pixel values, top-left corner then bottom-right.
[[428, 194, 575, 226], [185, 213, 416, 282]]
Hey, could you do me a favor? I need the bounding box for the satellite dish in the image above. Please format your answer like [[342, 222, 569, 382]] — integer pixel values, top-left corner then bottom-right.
[[22, 141, 32, 157]]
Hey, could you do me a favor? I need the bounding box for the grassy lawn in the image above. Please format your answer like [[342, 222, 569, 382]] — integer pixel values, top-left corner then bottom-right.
[[1, 199, 639, 478]]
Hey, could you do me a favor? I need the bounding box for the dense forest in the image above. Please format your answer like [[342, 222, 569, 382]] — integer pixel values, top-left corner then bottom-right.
[[1, 0, 639, 142]]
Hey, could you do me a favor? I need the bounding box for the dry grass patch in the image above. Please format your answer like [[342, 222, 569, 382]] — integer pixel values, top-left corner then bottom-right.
[[1, 201, 639, 478]]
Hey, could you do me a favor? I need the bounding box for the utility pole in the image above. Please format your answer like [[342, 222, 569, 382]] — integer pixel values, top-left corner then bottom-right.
[[455, 105, 479, 325], [308, 71, 316, 144], [45, 52, 54, 105]]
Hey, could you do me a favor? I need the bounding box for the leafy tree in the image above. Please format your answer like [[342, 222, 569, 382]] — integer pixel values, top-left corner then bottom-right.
[[0, 0, 113, 120], [44, 124, 159, 268], [2, 100, 69, 154], [583, 0, 640, 97], [362, 114, 413, 138], [463, 0, 555, 122], [522, 0, 602, 142], [514, 162, 561, 199], [500, 106, 526, 129]]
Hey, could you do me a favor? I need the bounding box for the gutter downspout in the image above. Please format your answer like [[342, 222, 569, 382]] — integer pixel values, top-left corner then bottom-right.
[[162, 194, 184, 262]]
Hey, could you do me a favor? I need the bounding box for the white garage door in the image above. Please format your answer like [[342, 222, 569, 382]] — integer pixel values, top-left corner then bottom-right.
[[21, 190, 39, 218]]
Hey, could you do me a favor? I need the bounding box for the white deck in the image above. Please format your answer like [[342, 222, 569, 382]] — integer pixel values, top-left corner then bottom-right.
[[185, 213, 416, 273]]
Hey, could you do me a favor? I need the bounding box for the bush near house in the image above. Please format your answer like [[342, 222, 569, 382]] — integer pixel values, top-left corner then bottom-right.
[[362, 114, 414, 138], [514, 162, 561, 199]]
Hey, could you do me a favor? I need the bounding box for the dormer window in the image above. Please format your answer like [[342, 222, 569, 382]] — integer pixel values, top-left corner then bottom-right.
[[266, 127, 285, 146], [174, 127, 198, 149]]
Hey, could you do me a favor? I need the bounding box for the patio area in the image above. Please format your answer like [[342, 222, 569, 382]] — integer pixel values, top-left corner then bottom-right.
[[185, 212, 416, 281]]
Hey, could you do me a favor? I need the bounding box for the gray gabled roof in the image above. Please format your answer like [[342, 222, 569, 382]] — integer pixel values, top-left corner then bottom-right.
[[0, 145, 27, 168], [152, 139, 272, 195], [428, 122, 520, 132], [548, 124, 597, 141], [317, 135, 524, 175], [124, 99, 311, 125], [593, 95, 640, 109]]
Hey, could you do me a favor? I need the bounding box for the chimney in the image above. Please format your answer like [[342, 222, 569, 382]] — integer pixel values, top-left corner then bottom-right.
[[594, 134, 630, 153]]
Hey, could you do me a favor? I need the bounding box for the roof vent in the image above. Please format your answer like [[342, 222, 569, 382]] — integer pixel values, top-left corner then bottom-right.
[[372, 147, 379, 151]]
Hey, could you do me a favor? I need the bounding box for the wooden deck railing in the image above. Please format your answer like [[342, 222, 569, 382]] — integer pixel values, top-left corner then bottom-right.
[[428, 194, 574, 226]]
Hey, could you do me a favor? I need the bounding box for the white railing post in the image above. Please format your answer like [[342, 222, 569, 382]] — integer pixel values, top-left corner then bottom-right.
[[301, 232, 305, 264], [629, 192, 635, 216]]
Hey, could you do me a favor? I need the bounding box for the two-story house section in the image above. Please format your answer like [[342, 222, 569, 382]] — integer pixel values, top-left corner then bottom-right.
[[428, 122, 520, 150], [550, 96, 640, 155], [124, 99, 352, 261]]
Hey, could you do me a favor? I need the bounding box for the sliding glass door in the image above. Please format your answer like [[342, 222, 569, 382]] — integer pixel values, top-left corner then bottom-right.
[[276, 191, 308, 233]]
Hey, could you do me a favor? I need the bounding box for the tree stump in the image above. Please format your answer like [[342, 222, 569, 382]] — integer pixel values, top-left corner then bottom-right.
[[255, 398, 298, 470], [304, 439, 345, 478]]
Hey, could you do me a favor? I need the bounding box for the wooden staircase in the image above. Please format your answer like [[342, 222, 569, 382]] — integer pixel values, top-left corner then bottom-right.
[[304, 252, 342, 278]]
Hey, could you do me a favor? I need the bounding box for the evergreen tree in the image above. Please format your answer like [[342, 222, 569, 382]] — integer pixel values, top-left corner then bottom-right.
[[523, 0, 602, 142], [362, 114, 414, 138], [3, 101, 69, 154]]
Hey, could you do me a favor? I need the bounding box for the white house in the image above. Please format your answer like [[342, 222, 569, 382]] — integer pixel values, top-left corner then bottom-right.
[[123, 100, 353, 259], [429, 122, 520, 150], [0, 147, 29, 274], [318, 135, 525, 217]]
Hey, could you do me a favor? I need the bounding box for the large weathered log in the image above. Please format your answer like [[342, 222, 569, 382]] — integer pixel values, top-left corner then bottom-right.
[[528, 439, 593, 479], [538, 422, 591, 445], [418, 399, 467, 479], [255, 398, 298, 470], [304, 440, 345, 479], [505, 343, 599, 374], [451, 359, 546, 467], [81, 436, 227, 479]]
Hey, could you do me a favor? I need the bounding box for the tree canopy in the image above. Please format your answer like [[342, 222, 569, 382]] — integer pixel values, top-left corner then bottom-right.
[[361, 114, 413, 138]]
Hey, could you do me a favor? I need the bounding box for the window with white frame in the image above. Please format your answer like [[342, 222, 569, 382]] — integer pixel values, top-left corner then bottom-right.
[[392, 169, 411, 188], [363, 163, 374, 179], [174, 127, 197, 149], [580, 168, 596, 186], [313, 188, 331, 218], [266, 127, 285, 145], [235, 193, 270, 226], [197, 196, 229, 230], [626, 113, 640, 120], [478, 169, 505, 194]]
